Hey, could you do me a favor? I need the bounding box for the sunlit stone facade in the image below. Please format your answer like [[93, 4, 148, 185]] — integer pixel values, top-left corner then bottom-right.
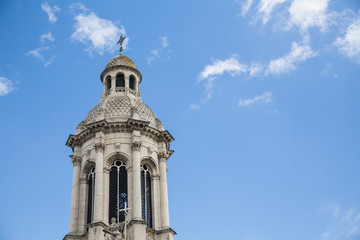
[[64, 54, 176, 240]]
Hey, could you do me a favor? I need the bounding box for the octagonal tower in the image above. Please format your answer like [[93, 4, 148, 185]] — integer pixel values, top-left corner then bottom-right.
[[64, 53, 175, 240]]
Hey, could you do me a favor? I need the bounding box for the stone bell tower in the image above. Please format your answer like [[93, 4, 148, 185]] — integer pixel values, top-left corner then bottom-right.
[[64, 48, 176, 240]]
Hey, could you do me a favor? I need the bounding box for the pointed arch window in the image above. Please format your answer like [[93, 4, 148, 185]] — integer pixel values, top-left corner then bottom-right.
[[141, 164, 152, 228], [129, 75, 135, 90], [106, 76, 112, 90], [116, 74, 125, 88], [87, 167, 95, 224], [109, 160, 127, 223]]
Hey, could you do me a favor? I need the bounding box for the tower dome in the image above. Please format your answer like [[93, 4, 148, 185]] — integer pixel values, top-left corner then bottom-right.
[[105, 55, 137, 69]]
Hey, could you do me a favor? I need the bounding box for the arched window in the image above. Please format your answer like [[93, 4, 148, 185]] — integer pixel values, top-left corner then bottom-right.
[[106, 76, 112, 90], [141, 164, 152, 228], [129, 75, 135, 90], [109, 160, 127, 223], [116, 74, 125, 88], [87, 167, 95, 224]]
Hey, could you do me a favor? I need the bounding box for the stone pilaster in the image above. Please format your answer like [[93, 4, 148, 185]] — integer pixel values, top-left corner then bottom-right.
[[158, 152, 170, 228], [69, 155, 81, 233], [94, 141, 105, 222], [132, 141, 142, 220], [77, 178, 88, 233]]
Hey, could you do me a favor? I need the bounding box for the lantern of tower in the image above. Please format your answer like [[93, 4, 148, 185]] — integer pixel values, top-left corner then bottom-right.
[[64, 53, 176, 240]]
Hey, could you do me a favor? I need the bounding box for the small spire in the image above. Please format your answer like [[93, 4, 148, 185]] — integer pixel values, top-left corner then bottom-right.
[[117, 35, 126, 55]]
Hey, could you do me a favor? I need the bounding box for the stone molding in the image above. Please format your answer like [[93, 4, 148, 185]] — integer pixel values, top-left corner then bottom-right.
[[94, 142, 105, 152], [86, 221, 108, 229], [127, 219, 147, 228], [132, 141, 142, 151], [70, 155, 81, 167], [66, 120, 174, 150], [156, 227, 177, 235], [63, 232, 87, 240]]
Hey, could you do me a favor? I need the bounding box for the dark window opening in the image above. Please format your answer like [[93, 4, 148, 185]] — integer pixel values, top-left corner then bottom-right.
[[116, 74, 125, 88], [129, 75, 135, 90], [109, 161, 127, 223], [141, 165, 152, 228], [87, 167, 95, 224], [106, 76, 112, 90]]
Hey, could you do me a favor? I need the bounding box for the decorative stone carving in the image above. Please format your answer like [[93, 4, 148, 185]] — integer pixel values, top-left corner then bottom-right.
[[132, 141, 142, 151], [158, 152, 168, 162], [70, 155, 81, 166], [147, 147, 153, 155], [115, 142, 121, 151], [103, 217, 125, 240], [94, 142, 105, 152]]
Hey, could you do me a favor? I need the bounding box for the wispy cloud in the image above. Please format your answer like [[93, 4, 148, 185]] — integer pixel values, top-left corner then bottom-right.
[[0, 76, 15, 96], [334, 17, 360, 63], [199, 57, 247, 81], [198, 57, 247, 101], [40, 32, 54, 43], [257, 0, 287, 24], [189, 104, 202, 110], [321, 204, 360, 240], [288, 0, 330, 32], [236, 0, 254, 17], [147, 35, 171, 65], [267, 37, 317, 74], [238, 91, 272, 106], [41, 2, 60, 23], [160, 36, 169, 47], [70, 3, 126, 56], [26, 47, 55, 67]]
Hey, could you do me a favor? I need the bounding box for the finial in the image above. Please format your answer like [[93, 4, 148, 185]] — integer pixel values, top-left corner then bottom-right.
[[117, 35, 126, 55]]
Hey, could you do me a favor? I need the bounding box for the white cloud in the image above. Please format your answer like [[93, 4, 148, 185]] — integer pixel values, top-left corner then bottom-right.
[[147, 49, 161, 64], [288, 0, 330, 32], [334, 17, 360, 63], [199, 57, 248, 101], [321, 204, 360, 240], [0, 77, 15, 96], [249, 62, 264, 76], [237, 0, 254, 17], [26, 47, 55, 67], [267, 38, 317, 74], [71, 4, 126, 56], [160, 36, 169, 47], [40, 32, 54, 43], [238, 91, 272, 106], [199, 57, 247, 81], [41, 2, 60, 23], [190, 104, 202, 110], [257, 0, 287, 24]]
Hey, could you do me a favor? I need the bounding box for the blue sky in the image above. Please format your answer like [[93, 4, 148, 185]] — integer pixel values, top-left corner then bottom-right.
[[0, 0, 360, 240]]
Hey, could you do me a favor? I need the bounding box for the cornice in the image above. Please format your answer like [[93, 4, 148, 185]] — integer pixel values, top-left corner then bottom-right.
[[66, 120, 174, 150]]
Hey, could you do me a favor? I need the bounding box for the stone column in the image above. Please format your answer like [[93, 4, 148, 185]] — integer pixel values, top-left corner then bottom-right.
[[69, 155, 81, 233], [103, 168, 110, 224], [152, 175, 161, 229], [158, 152, 170, 228], [94, 142, 105, 222], [132, 141, 142, 220], [77, 178, 88, 233]]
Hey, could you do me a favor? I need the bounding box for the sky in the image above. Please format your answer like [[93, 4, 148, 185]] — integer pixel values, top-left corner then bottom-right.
[[0, 0, 360, 240]]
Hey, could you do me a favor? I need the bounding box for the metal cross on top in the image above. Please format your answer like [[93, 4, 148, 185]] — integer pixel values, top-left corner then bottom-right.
[[118, 202, 132, 240], [117, 35, 126, 55]]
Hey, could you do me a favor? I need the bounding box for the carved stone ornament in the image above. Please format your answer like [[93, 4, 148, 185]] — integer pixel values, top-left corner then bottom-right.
[[158, 151, 168, 162], [70, 155, 81, 166], [132, 141, 142, 151], [94, 142, 105, 152]]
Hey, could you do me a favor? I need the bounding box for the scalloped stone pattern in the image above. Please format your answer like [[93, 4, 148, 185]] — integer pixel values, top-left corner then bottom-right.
[[84, 96, 157, 128], [105, 55, 137, 69]]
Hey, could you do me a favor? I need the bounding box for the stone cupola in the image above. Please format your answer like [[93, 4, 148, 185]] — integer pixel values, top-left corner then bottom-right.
[[64, 51, 176, 240]]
